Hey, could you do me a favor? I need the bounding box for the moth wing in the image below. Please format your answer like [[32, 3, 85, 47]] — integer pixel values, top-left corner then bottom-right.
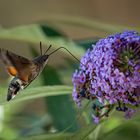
[[0, 48, 37, 82]]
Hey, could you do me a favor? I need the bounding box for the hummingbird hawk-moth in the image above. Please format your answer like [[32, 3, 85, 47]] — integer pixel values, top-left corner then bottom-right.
[[0, 42, 52, 101], [0, 42, 81, 101]]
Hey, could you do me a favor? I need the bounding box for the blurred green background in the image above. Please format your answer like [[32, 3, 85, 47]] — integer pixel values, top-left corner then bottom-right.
[[0, 0, 140, 140]]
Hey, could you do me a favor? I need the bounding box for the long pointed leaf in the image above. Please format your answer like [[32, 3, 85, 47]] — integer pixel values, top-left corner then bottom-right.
[[0, 85, 72, 105]]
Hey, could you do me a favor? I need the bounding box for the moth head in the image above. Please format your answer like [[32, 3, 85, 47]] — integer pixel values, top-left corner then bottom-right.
[[40, 54, 49, 66]]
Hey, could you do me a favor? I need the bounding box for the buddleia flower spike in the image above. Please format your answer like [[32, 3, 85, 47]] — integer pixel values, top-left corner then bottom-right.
[[72, 31, 140, 123]]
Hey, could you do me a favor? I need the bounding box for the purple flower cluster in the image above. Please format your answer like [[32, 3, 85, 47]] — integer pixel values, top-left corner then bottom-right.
[[72, 31, 140, 123]]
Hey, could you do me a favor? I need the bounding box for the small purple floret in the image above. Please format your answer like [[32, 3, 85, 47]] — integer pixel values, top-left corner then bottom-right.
[[125, 109, 136, 119], [92, 115, 100, 124]]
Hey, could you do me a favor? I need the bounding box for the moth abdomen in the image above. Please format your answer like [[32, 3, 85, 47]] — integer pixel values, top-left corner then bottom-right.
[[7, 78, 24, 101]]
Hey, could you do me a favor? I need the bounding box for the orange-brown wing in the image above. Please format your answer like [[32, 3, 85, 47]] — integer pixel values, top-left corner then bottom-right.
[[0, 48, 37, 82]]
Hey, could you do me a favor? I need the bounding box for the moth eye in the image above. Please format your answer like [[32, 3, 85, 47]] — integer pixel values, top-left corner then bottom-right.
[[43, 55, 48, 62], [43, 58, 46, 61]]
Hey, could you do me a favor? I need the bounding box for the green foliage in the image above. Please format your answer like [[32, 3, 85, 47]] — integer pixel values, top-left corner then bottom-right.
[[0, 24, 85, 58], [103, 122, 140, 140]]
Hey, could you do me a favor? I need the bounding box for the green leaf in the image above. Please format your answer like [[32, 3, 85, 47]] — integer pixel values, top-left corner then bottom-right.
[[0, 125, 18, 140], [0, 24, 85, 58], [75, 37, 99, 50], [41, 66, 63, 85], [0, 85, 72, 105], [70, 124, 96, 140], [46, 95, 79, 132], [41, 25, 66, 37], [20, 124, 97, 140], [103, 122, 140, 140], [21, 133, 72, 140]]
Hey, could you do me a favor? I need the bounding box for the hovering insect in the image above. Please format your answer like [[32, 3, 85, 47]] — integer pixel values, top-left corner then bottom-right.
[[0, 42, 79, 101]]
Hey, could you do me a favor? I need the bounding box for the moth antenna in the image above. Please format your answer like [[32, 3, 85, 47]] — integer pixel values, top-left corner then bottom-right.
[[40, 41, 43, 55], [48, 47, 85, 66], [44, 45, 52, 55]]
